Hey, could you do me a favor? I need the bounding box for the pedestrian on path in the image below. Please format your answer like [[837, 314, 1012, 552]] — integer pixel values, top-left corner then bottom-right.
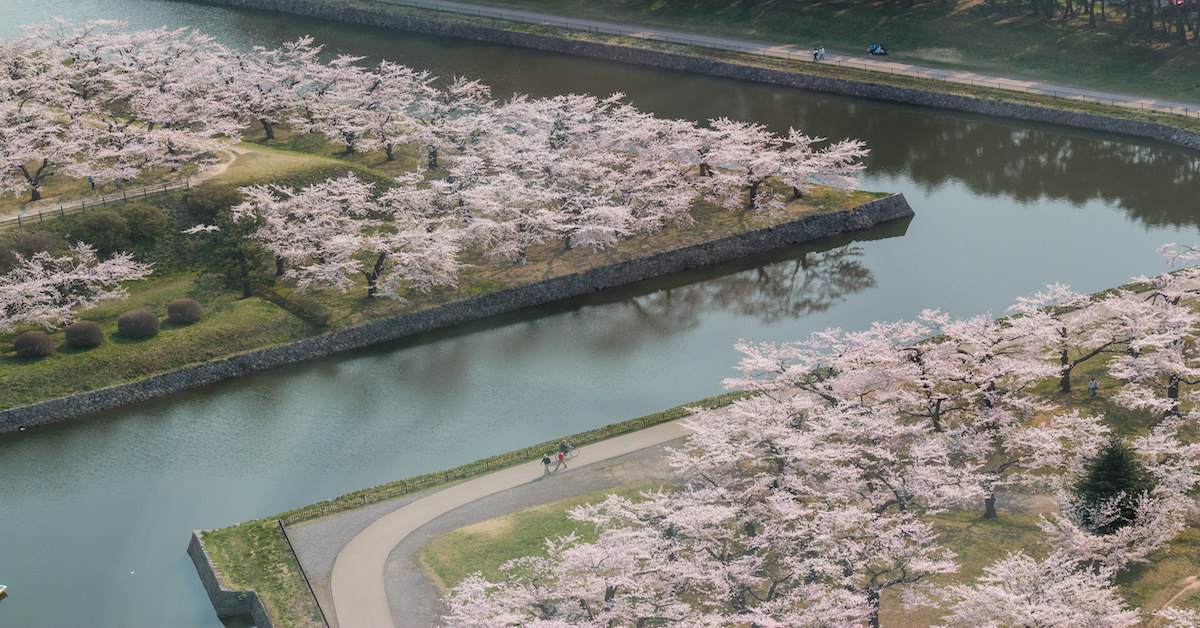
[[555, 451, 567, 471], [819, 46, 825, 60], [88, 175, 95, 191], [1089, 377, 1099, 398], [812, 48, 819, 61], [542, 454, 552, 475]]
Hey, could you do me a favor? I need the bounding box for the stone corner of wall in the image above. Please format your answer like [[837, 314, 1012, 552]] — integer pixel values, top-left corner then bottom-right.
[[188, 531, 273, 627]]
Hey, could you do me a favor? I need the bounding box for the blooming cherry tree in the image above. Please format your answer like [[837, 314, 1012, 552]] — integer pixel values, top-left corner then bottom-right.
[[0, 243, 152, 332]]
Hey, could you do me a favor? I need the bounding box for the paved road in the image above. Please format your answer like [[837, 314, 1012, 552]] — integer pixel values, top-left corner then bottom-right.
[[378, 0, 1200, 118], [327, 420, 691, 628]]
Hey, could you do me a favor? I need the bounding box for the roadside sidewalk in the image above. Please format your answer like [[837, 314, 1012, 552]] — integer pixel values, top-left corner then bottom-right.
[[323, 419, 690, 628], [377, 0, 1200, 118]]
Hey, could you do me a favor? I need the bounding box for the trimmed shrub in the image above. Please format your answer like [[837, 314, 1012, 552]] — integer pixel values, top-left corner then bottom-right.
[[182, 184, 244, 223], [167, 298, 204, 324], [123, 203, 175, 247], [117, 310, 160, 339], [14, 331, 55, 357], [64, 321, 105, 348]]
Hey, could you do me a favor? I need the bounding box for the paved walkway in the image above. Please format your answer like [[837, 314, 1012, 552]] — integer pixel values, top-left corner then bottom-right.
[[379, 0, 1200, 119], [326, 420, 691, 628]]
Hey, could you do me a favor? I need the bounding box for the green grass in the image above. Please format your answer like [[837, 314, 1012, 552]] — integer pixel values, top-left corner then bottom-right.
[[0, 273, 317, 410], [421, 480, 669, 592], [200, 519, 325, 628], [454, 0, 1200, 103]]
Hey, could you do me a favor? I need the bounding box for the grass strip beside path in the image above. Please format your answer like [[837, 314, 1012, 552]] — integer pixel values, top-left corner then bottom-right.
[[199, 391, 747, 627]]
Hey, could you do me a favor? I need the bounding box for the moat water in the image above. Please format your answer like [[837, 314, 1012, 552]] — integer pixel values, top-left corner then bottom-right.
[[1, 2, 1198, 626]]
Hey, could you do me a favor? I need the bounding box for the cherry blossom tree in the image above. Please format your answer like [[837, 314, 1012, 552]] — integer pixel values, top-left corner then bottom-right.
[[776, 129, 868, 200], [413, 76, 493, 170], [939, 550, 1140, 627], [2, 20, 237, 199], [232, 173, 462, 300], [1009, 283, 1125, 393], [0, 243, 152, 331], [1103, 285, 1200, 417], [216, 36, 321, 140], [442, 249, 1200, 624]]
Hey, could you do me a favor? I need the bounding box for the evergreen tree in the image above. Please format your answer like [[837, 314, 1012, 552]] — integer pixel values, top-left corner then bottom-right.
[[1073, 438, 1157, 535]]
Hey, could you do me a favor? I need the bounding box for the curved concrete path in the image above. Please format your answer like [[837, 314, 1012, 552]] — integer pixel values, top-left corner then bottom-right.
[[329, 419, 691, 628], [378, 0, 1200, 118]]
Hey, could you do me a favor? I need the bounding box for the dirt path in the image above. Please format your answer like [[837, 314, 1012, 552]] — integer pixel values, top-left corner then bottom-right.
[[1148, 576, 1200, 627]]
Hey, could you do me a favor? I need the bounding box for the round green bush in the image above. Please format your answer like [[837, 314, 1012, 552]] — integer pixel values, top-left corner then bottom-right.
[[69, 209, 129, 257], [122, 203, 175, 247], [0, 231, 70, 274], [167, 298, 203, 324], [14, 331, 55, 357], [117, 310, 160, 339], [183, 184, 244, 223], [64, 320, 105, 348]]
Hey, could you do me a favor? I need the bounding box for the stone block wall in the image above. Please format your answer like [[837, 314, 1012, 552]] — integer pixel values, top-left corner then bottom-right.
[[195, 0, 1200, 151], [0, 195, 913, 433], [187, 532, 274, 628]]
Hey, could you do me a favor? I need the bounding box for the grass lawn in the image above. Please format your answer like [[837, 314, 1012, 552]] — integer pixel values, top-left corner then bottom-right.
[[421, 480, 670, 592], [200, 519, 325, 627], [0, 273, 319, 410], [456, 0, 1200, 103]]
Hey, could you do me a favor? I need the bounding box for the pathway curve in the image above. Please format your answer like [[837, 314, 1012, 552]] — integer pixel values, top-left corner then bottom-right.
[[377, 0, 1200, 118], [328, 420, 691, 628], [1, 145, 250, 225]]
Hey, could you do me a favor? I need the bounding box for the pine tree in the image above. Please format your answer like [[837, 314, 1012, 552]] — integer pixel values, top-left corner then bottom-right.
[[1073, 438, 1157, 535]]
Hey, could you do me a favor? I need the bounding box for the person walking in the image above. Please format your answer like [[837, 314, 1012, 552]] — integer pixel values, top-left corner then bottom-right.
[[819, 46, 825, 60], [88, 175, 95, 191], [1088, 377, 1099, 398], [555, 450, 567, 471], [542, 453, 552, 475], [812, 48, 819, 61]]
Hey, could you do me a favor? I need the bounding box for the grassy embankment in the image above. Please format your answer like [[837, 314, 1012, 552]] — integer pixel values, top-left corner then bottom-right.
[[458, 0, 1200, 104], [0, 125, 877, 411]]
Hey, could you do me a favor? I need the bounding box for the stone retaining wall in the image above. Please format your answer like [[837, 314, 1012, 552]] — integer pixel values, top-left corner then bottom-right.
[[187, 532, 274, 628], [196, 0, 1200, 151], [0, 195, 913, 434]]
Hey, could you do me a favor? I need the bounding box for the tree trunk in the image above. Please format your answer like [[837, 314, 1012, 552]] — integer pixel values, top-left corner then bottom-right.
[[867, 589, 881, 628], [427, 147, 438, 170], [384, 145, 395, 162], [275, 256, 285, 277], [366, 253, 387, 298], [792, 186, 804, 199], [29, 188, 41, 202], [259, 119, 275, 140], [1060, 348, 1072, 393], [983, 493, 998, 520], [747, 180, 761, 211]]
